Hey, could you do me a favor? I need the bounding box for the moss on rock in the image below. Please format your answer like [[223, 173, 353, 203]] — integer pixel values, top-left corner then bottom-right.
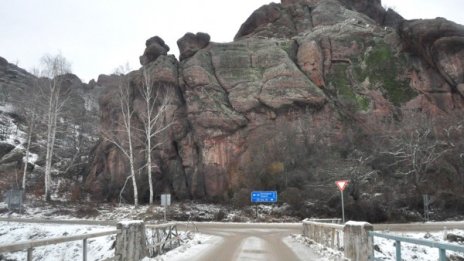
[[358, 43, 416, 106]]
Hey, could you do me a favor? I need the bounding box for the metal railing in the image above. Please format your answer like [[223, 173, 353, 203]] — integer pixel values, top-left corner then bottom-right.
[[369, 231, 464, 261], [0, 229, 119, 261], [302, 219, 344, 250], [145, 223, 181, 257]]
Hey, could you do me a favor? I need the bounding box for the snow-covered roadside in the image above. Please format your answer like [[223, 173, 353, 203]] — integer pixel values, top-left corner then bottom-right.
[[373, 230, 464, 260], [142, 233, 219, 261], [284, 234, 347, 261], [0, 222, 116, 260]]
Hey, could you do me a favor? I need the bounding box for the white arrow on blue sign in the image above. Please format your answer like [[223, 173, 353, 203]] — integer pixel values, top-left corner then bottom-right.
[[250, 191, 278, 203]]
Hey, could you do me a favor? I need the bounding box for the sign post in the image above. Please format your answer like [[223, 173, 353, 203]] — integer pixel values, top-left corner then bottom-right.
[[161, 194, 171, 222], [335, 180, 349, 223], [250, 191, 277, 220], [6, 189, 23, 212]]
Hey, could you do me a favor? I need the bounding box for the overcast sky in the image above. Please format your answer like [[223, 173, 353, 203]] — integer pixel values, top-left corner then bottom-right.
[[1, 0, 462, 82]]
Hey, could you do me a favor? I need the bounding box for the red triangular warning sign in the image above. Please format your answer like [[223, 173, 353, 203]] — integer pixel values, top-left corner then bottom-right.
[[335, 180, 349, 192]]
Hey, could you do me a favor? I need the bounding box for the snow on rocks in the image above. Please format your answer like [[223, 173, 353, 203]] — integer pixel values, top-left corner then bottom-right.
[[119, 220, 144, 227]]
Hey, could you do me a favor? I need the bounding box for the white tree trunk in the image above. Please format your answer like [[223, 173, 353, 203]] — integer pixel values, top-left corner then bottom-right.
[[147, 133, 153, 205], [22, 115, 35, 191], [44, 86, 55, 201], [127, 123, 138, 207], [39, 54, 71, 202]]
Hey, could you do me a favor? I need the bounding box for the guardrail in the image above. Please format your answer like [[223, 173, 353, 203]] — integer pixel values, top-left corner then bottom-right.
[[0, 229, 119, 261], [0, 217, 117, 226], [369, 231, 464, 261], [302, 219, 344, 250]]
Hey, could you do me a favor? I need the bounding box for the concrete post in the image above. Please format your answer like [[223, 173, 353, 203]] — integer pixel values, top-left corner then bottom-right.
[[343, 221, 373, 261], [115, 220, 148, 261]]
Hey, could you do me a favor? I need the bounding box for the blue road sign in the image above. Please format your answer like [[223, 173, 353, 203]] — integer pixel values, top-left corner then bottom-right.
[[251, 191, 277, 203]]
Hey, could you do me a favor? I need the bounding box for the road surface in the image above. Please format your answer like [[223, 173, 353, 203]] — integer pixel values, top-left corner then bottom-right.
[[189, 223, 323, 261]]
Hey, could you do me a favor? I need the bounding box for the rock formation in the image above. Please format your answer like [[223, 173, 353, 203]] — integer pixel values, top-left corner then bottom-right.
[[0, 0, 462, 221], [139, 36, 170, 66], [177, 32, 211, 61]]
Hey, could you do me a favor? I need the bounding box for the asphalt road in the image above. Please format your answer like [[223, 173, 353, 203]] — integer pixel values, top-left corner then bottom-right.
[[190, 223, 322, 261]]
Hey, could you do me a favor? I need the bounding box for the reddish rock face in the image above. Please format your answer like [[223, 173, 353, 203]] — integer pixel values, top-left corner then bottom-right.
[[87, 0, 464, 205]]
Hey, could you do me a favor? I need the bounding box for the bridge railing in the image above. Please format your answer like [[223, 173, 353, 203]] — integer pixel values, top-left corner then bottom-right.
[[145, 222, 181, 257], [0, 219, 185, 261], [0, 229, 119, 261], [369, 231, 464, 261], [302, 219, 344, 250], [303, 220, 374, 260]]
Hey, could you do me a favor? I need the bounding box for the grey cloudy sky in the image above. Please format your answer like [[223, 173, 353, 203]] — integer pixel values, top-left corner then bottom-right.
[[1, 0, 462, 82]]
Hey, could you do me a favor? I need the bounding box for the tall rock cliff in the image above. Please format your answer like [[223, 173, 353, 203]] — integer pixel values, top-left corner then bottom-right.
[[86, 0, 464, 219]]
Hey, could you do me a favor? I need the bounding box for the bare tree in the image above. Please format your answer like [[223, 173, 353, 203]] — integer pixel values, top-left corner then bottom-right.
[[380, 111, 450, 190], [38, 54, 72, 201], [139, 69, 173, 205], [101, 66, 140, 207]]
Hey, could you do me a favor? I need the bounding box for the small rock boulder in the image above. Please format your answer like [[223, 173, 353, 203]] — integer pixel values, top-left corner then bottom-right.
[[139, 36, 170, 66], [0, 143, 15, 159], [0, 148, 24, 164], [177, 32, 210, 61], [447, 233, 464, 243]]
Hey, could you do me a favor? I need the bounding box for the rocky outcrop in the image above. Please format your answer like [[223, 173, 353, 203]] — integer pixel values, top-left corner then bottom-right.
[[236, 0, 404, 40], [139, 36, 170, 66], [399, 18, 464, 89], [85, 0, 464, 220], [177, 32, 210, 61]]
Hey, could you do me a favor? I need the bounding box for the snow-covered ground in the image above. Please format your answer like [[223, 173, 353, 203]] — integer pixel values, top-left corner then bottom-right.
[[0, 222, 116, 261], [142, 234, 218, 261], [0, 200, 298, 224], [286, 234, 348, 261]]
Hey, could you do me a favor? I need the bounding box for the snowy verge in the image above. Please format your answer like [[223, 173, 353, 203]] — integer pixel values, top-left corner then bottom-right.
[[284, 234, 348, 261], [142, 233, 219, 261]]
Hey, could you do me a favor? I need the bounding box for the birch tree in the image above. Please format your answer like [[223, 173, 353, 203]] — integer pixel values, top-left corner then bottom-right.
[[21, 111, 36, 191], [139, 69, 173, 205], [15, 72, 40, 192], [39, 54, 71, 201], [101, 66, 140, 207]]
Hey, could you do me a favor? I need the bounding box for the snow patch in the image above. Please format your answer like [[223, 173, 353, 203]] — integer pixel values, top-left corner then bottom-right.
[[285, 234, 348, 261], [142, 233, 219, 261], [345, 221, 371, 226], [119, 220, 144, 227]]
